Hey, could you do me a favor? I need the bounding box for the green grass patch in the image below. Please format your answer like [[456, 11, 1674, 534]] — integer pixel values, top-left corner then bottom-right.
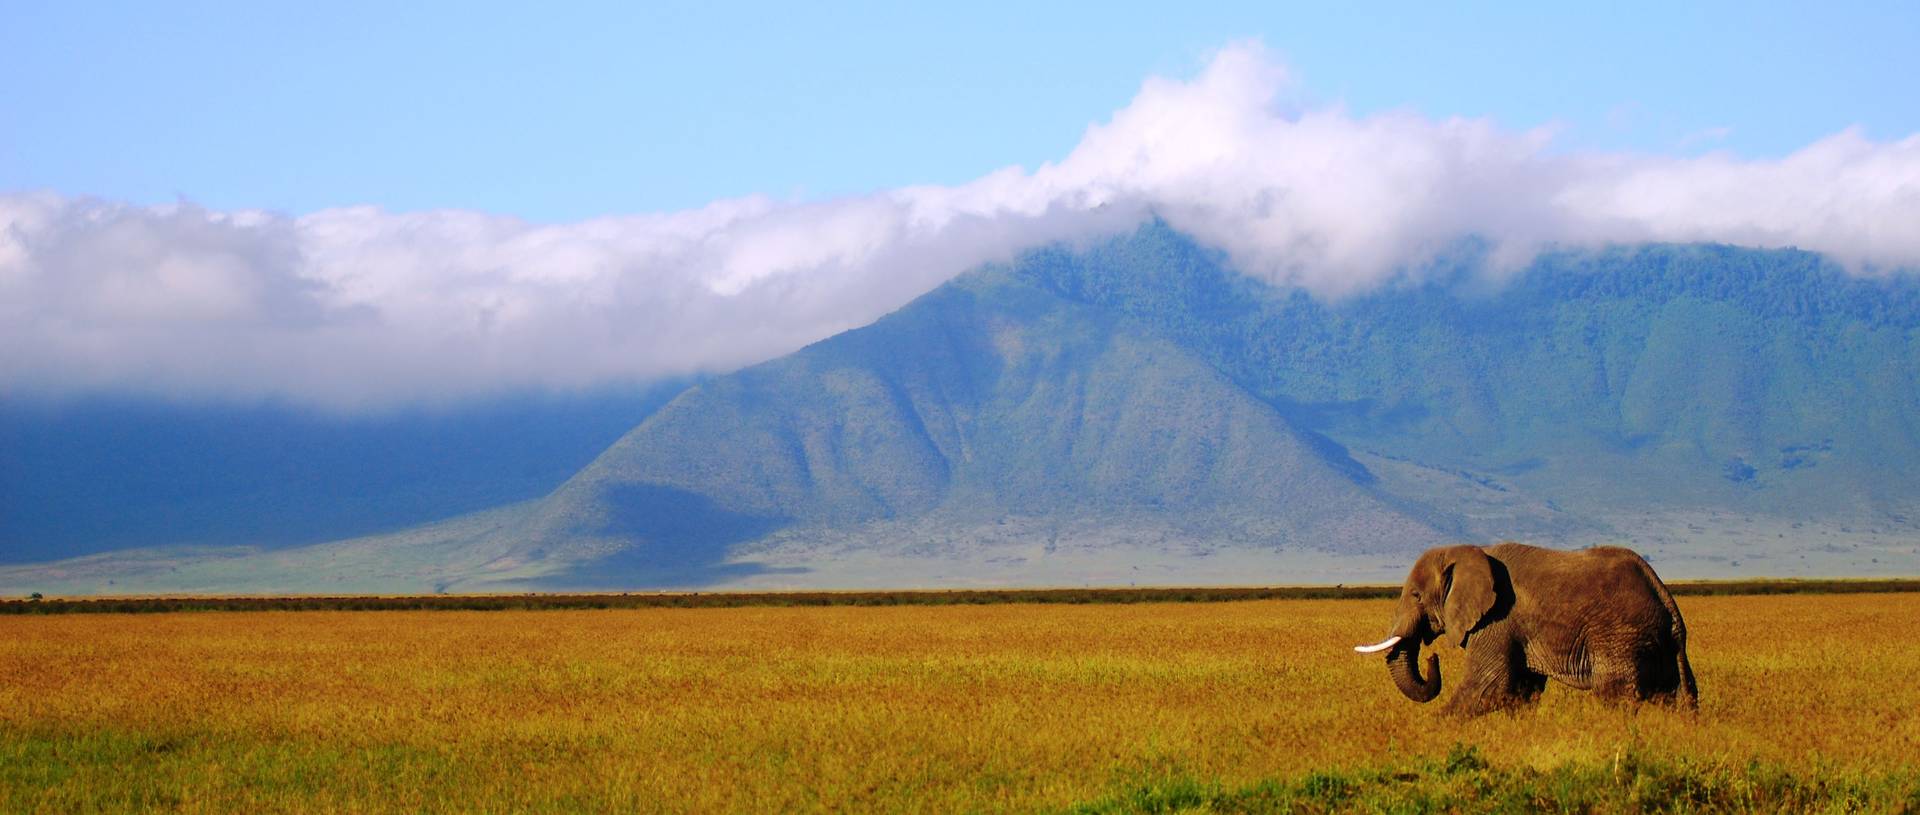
[[1068, 745, 1920, 814], [0, 727, 475, 814]]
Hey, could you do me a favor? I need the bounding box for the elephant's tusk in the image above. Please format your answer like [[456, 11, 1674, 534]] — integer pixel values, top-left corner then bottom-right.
[[1353, 635, 1402, 654]]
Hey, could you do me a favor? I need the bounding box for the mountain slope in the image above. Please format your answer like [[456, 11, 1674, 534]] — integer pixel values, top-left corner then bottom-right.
[[512, 267, 1456, 587]]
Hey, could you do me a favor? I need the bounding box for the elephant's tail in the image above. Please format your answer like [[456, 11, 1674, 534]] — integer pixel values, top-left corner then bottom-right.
[[1674, 643, 1699, 710], [1639, 555, 1699, 710]]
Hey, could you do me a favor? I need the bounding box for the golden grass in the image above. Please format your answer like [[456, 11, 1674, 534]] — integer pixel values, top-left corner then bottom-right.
[[3, 595, 1918, 812]]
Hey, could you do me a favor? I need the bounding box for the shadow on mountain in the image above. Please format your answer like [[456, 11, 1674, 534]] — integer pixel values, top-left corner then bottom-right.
[[1294, 428, 1377, 486], [0, 382, 692, 564], [539, 484, 805, 589]]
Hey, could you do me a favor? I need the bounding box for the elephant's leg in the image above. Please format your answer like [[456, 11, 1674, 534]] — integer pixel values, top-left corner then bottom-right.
[[1512, 666, 1549, 705], [1591, 668, 1640, 704], [1631, 639, 1690, 706], [1636, 668, 1677, 704], [1443, 637, 1541, 717], [1593, 644, 1669, 705]]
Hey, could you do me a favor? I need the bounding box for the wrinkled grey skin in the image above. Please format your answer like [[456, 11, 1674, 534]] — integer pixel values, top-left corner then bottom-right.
[[1373, 543, 1698, 717]]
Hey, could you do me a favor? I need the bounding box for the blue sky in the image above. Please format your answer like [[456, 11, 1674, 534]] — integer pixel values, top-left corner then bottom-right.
[[5, 1, 1917, 221]]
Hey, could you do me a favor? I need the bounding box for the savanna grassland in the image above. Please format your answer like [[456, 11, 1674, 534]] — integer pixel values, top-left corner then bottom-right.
[[4, 595, 1919, 813]]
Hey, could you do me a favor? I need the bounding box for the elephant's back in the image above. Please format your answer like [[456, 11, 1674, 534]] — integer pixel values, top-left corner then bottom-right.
[[1502, 544, 1670, 614], [1499, 543, 1662, 579]]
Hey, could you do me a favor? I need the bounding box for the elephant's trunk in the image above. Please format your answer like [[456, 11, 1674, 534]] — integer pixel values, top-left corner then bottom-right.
[[1387, 637, 1442, 702], [1360, 587, 1441, 702]]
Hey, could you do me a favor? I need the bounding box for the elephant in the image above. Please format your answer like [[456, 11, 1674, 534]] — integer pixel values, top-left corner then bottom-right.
[[1353, 542, 1697, 717]]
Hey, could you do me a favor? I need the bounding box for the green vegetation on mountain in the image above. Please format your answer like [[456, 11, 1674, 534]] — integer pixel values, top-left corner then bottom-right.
[[1017, 223, 1920, 521]]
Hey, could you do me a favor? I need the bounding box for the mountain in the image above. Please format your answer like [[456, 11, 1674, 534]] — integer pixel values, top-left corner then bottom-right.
[[511, 262, 1461, 588], [0, 384, 687, 563], [5, 223, 1919, 594]]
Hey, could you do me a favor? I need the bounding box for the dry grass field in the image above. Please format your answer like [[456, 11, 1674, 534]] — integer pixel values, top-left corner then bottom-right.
[[4, 594, 1919, 812]]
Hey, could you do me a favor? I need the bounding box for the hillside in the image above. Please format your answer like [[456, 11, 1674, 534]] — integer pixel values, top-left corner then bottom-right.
[[5, 224, 1920, 594], [510, 265, 1461, 588], [0, 384, 686, 563]]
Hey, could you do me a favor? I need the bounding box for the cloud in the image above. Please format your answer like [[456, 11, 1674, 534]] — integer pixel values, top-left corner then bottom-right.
[[4, 41, 1919, 409]]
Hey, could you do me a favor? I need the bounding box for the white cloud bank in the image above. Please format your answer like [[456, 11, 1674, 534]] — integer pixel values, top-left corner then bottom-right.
[[5, 42, 1919, 409]]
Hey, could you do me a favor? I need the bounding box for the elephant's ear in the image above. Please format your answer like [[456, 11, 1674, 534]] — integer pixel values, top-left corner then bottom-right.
[[1442, 547, 1498, 648]]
